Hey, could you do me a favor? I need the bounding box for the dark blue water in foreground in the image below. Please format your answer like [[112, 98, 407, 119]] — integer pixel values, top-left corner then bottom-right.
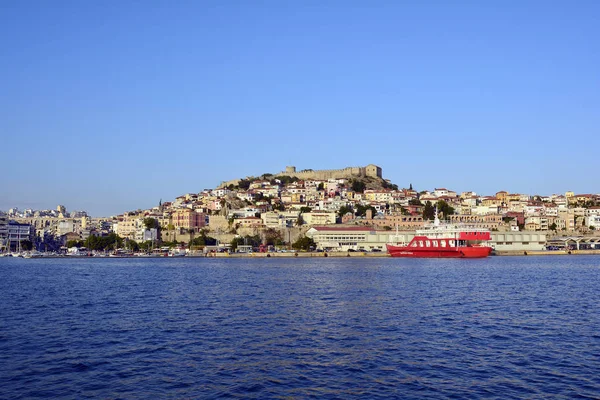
[[1, 256, 600, 399]]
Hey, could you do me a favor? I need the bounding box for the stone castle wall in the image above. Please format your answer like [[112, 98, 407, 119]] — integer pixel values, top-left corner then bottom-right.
[[275, 165, 382, 181], [219, 164, 382, 188]]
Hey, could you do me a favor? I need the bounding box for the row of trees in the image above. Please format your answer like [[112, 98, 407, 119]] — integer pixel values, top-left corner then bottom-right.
[[337, 204, 379, 219], [422, 200, 455, 220], [67, 233, 124, 251], [229, 234, 316, 252], [229, 228, 286, 251], [337, 199, 455, 221]]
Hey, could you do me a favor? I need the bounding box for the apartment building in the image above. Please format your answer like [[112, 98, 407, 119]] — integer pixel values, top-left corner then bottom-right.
[[171, 209, 206, 232], [302, 211, 336, 226]]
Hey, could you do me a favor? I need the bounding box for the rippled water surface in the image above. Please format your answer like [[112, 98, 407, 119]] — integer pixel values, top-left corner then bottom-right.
[[1, 256, 600, 399]]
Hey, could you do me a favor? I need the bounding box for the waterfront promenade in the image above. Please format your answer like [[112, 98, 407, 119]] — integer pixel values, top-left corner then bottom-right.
[[204, 249, 600, 258], [6, 249, 600, 259]]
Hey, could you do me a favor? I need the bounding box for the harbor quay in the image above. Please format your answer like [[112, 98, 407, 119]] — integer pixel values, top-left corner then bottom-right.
[[205, 249, 600, 258], [7, 247, 600, 258]]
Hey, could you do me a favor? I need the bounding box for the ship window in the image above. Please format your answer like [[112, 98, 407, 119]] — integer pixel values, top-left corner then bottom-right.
[[449, 240, 455, 247], [432, 240, 438, 247], [441, 241, 446, 247], [418, 241, 423, 247], [426, 241, 431, 247]]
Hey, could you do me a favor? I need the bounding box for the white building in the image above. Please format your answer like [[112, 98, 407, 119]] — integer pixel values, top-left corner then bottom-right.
[[136, 228, 158, 242], [585, 207, 600, 217], [585, 216, 600, 229], [306, 226, 391, 252], [7, 222, 33, 251], [472, 205, 500, 215], [302, 211, 336, 226], [0, 216, 8, 251], [229, 208, 260, 218], [211, 188, 231, 197], [305, 226, 547, 253], [433, 188, 450, 197], [57, 220, 75, 236], [491, 231, 547, 252], [261, 211, 300, 228]]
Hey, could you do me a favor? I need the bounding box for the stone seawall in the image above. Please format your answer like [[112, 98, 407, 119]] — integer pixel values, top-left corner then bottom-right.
[[205, 251, 390, 258], [495, 250, 600, 256]]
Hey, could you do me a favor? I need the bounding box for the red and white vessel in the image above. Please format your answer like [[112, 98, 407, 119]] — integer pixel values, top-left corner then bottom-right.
[[386, 209, 493, 258]]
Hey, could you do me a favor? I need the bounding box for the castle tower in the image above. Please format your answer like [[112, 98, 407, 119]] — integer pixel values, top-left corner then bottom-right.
[[365, 164, 382, 178], [286, 166, 296, 174]]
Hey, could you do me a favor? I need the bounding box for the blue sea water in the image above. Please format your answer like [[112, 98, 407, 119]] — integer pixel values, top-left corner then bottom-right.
[[1, 256, 600, 399]]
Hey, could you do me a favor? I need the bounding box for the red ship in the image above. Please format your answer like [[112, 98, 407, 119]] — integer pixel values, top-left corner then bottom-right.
[[386, 210, 493, 258]]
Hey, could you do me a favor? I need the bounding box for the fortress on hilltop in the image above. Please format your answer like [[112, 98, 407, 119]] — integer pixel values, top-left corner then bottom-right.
[[218, 164, 382, 188], [275, 164, 382, 180]]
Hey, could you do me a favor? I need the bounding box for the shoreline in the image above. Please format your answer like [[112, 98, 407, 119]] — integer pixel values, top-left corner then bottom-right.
[[7, 249, 600, 259]]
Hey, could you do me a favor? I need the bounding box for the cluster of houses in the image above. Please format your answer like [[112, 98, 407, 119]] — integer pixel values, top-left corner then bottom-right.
[[103, 181, 600, 249], [2, 177, 600, 253]]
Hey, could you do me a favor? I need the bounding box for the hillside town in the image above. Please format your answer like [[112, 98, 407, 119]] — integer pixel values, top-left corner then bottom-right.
[[2, 164, 600, 255]]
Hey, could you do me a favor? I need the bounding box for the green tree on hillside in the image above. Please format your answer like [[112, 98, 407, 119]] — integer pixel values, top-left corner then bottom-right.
[[277, 176, 300, 185], [143, 217, 158, 230], [125, 239, 139, 252], [263, 228, 284, 246], [84, 233, 123, 251], [351, 180, 366, 193], [382, 181, 399, 190], [436, 200, 455, 218], [66, 240, 83, 248], [292, 236, 315, 251], [338, 205, 353, 218], [355, 204, 377, 218], [191, 230, 217, 246], [238, 179, 252, 190], [230, 235, 262, 252], [423, 201, 435, 220]]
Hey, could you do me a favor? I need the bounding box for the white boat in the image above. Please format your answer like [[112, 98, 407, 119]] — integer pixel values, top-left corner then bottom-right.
[[24, 251, 44, 258], [168, 248, 187, 257]]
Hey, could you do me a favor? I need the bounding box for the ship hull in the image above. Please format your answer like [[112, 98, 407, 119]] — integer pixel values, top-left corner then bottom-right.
[[386, 244, 492, 258]]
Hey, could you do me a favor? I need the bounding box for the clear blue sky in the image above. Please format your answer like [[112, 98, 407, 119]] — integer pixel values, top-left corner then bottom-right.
[[1, 1, 598, 216]]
